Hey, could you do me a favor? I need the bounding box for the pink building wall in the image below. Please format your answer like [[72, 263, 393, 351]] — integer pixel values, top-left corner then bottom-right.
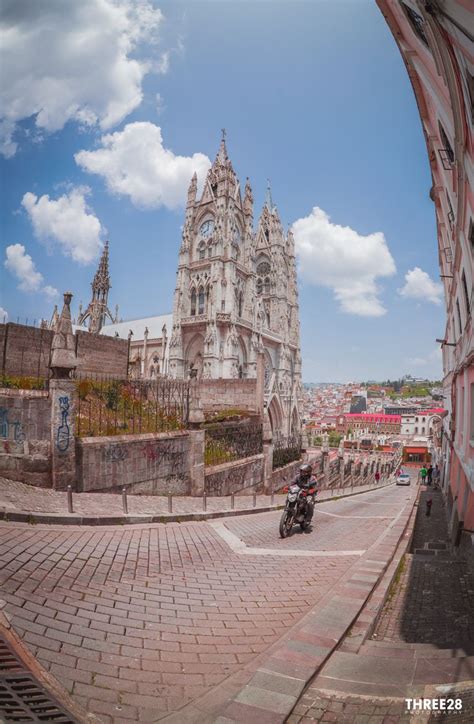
[[377, 1, 473, 553]]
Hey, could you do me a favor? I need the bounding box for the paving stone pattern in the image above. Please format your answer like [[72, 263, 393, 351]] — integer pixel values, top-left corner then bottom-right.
[[374, 489, 474, 650], [0, 517, 355, 721]]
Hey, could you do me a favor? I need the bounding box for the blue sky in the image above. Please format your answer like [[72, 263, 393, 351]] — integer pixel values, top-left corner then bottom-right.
[[0, 0, 444, 382]]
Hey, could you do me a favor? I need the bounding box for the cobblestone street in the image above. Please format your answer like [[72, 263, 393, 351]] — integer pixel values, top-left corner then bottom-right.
[[0, 484, 416, 722]]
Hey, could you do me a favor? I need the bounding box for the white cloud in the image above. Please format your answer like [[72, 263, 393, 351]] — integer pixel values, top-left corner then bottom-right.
[[75, 122, 211, 209], [407, 347, 442, 367], [22, 187, 104, 264], [292, 207, 396, 317], [398, 267, 443, 305], [4, 244, 59, 298], [0, 307, 8, 323], [0, 0, 166, 157]]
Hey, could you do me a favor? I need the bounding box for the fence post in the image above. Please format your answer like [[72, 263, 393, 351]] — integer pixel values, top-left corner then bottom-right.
[[122, 487, 128, 514], [253, 491, 257, 508], [231, 493, 235, 510], [203, 491, 207, 511], [270, 483, 274, 506], [67, 485, 73, 513], [168, 493, 172, 513]]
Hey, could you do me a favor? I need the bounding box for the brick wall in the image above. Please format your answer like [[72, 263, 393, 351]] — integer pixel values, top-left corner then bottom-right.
[[75, 331, 128, 377], [204, 454, 264, 496], [0, 323, 128, 380], [1, 324, 53, 377], [0, 389, 51, 487], [76, 431, 192, 494], [192, 379, 259, 414]]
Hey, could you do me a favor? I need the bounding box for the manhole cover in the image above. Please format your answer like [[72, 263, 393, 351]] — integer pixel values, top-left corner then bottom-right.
[[0, 637, 77, 723]]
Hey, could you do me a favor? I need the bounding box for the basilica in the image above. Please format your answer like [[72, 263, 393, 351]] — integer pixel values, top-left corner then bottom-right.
[[92, 135, 302, 438]]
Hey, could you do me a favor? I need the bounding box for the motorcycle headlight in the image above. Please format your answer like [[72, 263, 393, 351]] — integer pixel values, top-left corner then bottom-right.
[[288, 493, 298, 502]]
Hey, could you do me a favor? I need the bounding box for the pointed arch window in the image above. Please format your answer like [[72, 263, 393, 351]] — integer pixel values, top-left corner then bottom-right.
[[198, 242, 206, 260], [264, 277, 270, 294], [256, 278, 263, 295], [190, 289, 197, 316], [238, 291, 243, 317], [198, 287, 205, 315]]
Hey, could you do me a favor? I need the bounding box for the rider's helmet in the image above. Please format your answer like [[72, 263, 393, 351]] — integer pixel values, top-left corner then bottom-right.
[[299, 464, 312, 481]]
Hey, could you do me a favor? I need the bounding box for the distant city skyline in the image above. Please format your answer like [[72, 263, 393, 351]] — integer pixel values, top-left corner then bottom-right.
[[1, 0, 444, 382]]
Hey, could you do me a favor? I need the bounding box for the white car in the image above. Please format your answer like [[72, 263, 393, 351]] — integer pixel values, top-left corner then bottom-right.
[[396, 473, 411, 486]]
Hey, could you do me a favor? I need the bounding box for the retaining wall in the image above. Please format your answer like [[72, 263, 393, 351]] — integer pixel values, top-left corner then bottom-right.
[[76, 431, 192, 494], [0, 389, 51, 487], [204, 454, 264, 496]]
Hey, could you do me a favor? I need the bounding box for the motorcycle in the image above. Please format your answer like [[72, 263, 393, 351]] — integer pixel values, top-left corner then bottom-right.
[[279, 479, 317, 538]]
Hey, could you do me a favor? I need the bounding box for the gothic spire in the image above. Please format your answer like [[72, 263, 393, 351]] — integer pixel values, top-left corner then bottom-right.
[[265, 179, 274, 212], [92, 240, 111, 293]]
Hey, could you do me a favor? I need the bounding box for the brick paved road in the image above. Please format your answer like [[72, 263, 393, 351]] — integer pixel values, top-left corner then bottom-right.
[[0, 484, 415, 722]]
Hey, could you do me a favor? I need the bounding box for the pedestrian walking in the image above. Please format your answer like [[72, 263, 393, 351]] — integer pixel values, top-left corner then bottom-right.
[[375, 471, 380, 483], [433, 464, 440, 488], [427, 465, 433, 486], [420, 465, 427, 484]]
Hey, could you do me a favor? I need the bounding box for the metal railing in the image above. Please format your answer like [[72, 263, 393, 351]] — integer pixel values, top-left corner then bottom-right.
[[204, 419, 263, 467], [75, 376, 190, 437], [272, 434, 302, 470]]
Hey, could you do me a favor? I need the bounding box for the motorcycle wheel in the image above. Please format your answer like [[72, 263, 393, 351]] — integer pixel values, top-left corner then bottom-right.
[[279, 510, 293, 538]]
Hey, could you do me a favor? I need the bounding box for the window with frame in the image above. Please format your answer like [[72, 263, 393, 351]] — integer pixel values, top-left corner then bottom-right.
[[190, 289, 196, 316], [198, 287, 205, 315], [446, 193, 455, 228], [461, 271, 471, 317], [438, 122, 455, 167], [401, 2, 429, 47], [198, 242, 206, 260], [456, 298, 462, 336]]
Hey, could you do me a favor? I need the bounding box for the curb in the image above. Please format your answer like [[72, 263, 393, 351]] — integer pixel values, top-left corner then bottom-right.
[[0, 480, 395, 526]]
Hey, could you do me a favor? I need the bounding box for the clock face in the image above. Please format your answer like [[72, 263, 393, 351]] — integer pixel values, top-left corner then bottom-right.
[[199, 220, 215, 238]]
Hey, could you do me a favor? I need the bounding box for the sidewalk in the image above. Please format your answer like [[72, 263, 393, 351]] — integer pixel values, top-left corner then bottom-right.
[[0, 475, 394, 525], [289, 485, 474, 723]]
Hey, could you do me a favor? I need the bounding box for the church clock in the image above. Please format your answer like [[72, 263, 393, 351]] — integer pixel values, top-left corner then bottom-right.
[[199, 220, 215, 238]]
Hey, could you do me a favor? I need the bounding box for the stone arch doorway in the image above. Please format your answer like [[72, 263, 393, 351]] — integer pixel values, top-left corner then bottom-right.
[[185, 334, 204, 379]]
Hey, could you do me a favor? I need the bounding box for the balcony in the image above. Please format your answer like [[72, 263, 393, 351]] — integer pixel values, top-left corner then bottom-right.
[[181, 314, 207, 325]]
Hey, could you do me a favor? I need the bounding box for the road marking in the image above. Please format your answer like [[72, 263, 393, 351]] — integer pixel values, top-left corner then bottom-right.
[[208, 521, 365, 557], [315, 510, 393, 520]]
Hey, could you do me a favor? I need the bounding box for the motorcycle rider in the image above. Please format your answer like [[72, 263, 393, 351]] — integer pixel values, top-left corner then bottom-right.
[[293, 463, 317, 526]]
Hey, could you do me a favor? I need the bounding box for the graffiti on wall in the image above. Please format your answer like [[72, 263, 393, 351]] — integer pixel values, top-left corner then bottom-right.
[[104, 444, 129, 463], [56, 396, 70, 452], [141, 440, 186, 469], [205, 458, 263, 496], [0, 408, 26, 443]]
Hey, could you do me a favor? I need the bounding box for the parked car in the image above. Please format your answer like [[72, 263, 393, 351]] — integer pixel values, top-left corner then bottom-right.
[[396, 473, 411, 486]]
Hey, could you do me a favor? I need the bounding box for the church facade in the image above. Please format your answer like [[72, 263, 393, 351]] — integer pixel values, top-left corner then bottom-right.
[[168, 135, 302, 438]]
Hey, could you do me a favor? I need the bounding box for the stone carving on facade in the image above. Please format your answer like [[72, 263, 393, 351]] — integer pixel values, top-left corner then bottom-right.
[[168, 134, 302, 437]]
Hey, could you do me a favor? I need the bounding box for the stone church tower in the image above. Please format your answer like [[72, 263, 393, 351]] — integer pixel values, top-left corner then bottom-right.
[[78, 241, 118, 333], [169, 134, 302, 437]]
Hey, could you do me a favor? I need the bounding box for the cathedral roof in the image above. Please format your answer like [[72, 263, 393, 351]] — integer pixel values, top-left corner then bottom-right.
[[101, 313, 173, 341]]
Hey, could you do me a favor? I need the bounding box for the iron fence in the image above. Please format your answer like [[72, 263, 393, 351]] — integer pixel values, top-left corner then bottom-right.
[[272, 434, 302, 470], [204, 419, 263, 467], [75, 376, 190, 437]]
